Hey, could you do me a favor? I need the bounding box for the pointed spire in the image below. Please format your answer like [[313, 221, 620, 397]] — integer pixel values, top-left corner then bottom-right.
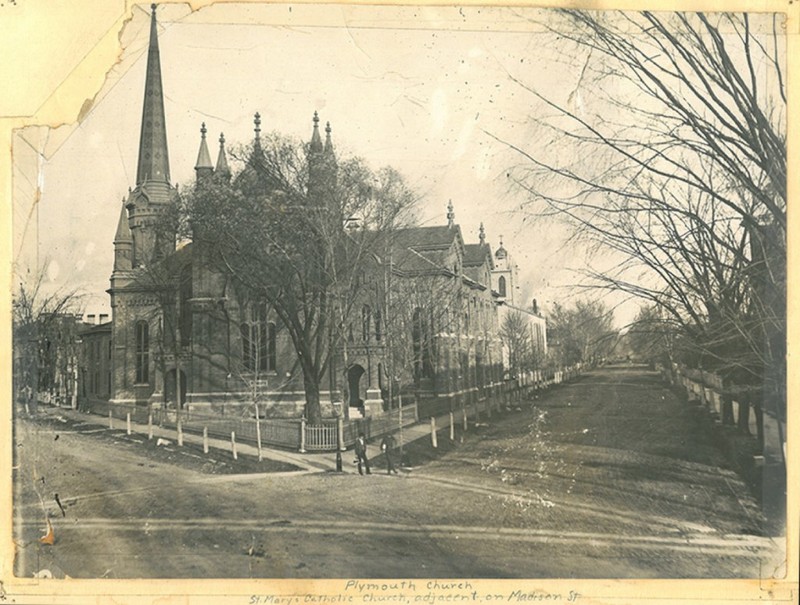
[[253, 112, 261, 142], [324, 121, 334, 156], [194, 122, 214, 177], [113, 201, 133, 273], [447, 200, 455, 228], [114, 200, 132, 243], [216, 132, 230, 177], [136, 3, 171, 185], [310, 111, 323, 153], [479, 222, 485, 245]]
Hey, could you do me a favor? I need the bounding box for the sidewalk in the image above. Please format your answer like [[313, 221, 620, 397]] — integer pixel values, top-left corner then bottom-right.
[[41, 404, 470, 474]]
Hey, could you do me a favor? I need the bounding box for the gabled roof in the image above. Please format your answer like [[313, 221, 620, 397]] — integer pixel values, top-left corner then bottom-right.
[[392, 225, 459, 251], [463, 242, 493, 268], [388, 225, 462, 275]]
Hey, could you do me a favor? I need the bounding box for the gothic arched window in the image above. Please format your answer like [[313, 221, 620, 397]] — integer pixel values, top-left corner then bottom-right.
[[498, 275, 507, 297], [361, 305, 371, 342], [242, 303, 275, 372], [135, 321, 149, 384], [412, 307, 434, 381], [240, 322, 251, 370], [267, 322, 277, 372], [179, 265, 192, 346], [412, 308, 423, 382]]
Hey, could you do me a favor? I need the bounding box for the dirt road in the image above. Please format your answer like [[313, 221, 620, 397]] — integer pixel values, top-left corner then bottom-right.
[[12, 366, 783, 579]]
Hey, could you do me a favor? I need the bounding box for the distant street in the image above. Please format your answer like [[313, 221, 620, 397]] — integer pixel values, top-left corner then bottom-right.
[[13, 366, 783, 579]]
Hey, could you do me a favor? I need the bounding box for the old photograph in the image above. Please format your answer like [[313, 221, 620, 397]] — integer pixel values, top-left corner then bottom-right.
[[7, 0, 790, 591]]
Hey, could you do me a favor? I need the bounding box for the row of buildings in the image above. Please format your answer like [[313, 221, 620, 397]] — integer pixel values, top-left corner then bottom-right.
[[74, 5, 547, 420]]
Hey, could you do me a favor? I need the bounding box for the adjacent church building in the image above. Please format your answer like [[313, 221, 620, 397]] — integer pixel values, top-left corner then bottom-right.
[[78, 5, 547, 420]]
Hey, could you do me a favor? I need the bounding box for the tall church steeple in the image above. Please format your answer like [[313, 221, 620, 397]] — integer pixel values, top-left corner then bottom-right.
[[136, 4, 171, 185], [125, 3, 176, 268]]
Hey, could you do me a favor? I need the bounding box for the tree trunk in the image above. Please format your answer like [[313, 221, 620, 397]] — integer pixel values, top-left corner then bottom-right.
[[303, 369, 322, 424]]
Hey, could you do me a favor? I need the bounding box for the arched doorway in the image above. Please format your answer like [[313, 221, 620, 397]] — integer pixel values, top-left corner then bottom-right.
[[346, 364, 365, 408], [165, 369, 187, 408]]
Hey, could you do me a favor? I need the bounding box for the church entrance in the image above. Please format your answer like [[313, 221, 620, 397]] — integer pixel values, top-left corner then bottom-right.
[[347, 364, 365, 408], [165, 369, 187, 408]]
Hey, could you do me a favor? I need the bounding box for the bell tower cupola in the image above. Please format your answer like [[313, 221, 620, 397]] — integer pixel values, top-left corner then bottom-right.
[[492, 235, 517, 305]]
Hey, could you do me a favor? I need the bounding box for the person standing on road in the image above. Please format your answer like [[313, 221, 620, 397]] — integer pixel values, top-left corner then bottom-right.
[[380, 433, 399, 475], [354, 433, 371, 475]]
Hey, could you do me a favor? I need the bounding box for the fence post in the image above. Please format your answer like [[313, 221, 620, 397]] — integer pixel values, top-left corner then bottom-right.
[[177, 419, 184, 447], [203, 426, 209, 454], [430, 416, 438, 448], [255, 403, 263, 462], [126, 413, 131, 436], [231, 431, 238, 460], [338, 416, 345, 452], [108, 410, 113, 430], [462, 405, 468, 431], [299, 417, 307, 453], [148, 411, 153, 440], [449, 411, 455, 442]]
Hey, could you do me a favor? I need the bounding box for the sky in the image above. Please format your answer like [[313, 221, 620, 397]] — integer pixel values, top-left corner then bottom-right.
[[16, 3, 641, 326]]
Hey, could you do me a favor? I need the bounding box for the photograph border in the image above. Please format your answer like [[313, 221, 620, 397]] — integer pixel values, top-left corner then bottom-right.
[[1, 1, 797, 603]]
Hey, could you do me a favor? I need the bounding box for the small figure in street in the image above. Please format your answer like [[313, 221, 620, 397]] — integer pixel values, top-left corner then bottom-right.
[[354, 433, 371, 475], [380, 433, 399, 475]]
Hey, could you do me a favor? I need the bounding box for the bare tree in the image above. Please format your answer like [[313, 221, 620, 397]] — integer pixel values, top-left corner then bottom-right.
[[184, 131, 417, 423], [499, 11, 785, 411], [499, 309, 534, 380], [548, 299, 615, 366], [13, 264, 84, 410]]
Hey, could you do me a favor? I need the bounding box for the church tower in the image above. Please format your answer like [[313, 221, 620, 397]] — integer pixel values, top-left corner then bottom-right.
[[492, 236, 517, 305], [109, 4, 176, 408], [307, 112, 338, 216], [123, 3, 176, 268]]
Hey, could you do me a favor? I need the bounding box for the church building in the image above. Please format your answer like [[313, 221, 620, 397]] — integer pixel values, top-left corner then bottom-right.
[[79, 4, 546, 420]]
